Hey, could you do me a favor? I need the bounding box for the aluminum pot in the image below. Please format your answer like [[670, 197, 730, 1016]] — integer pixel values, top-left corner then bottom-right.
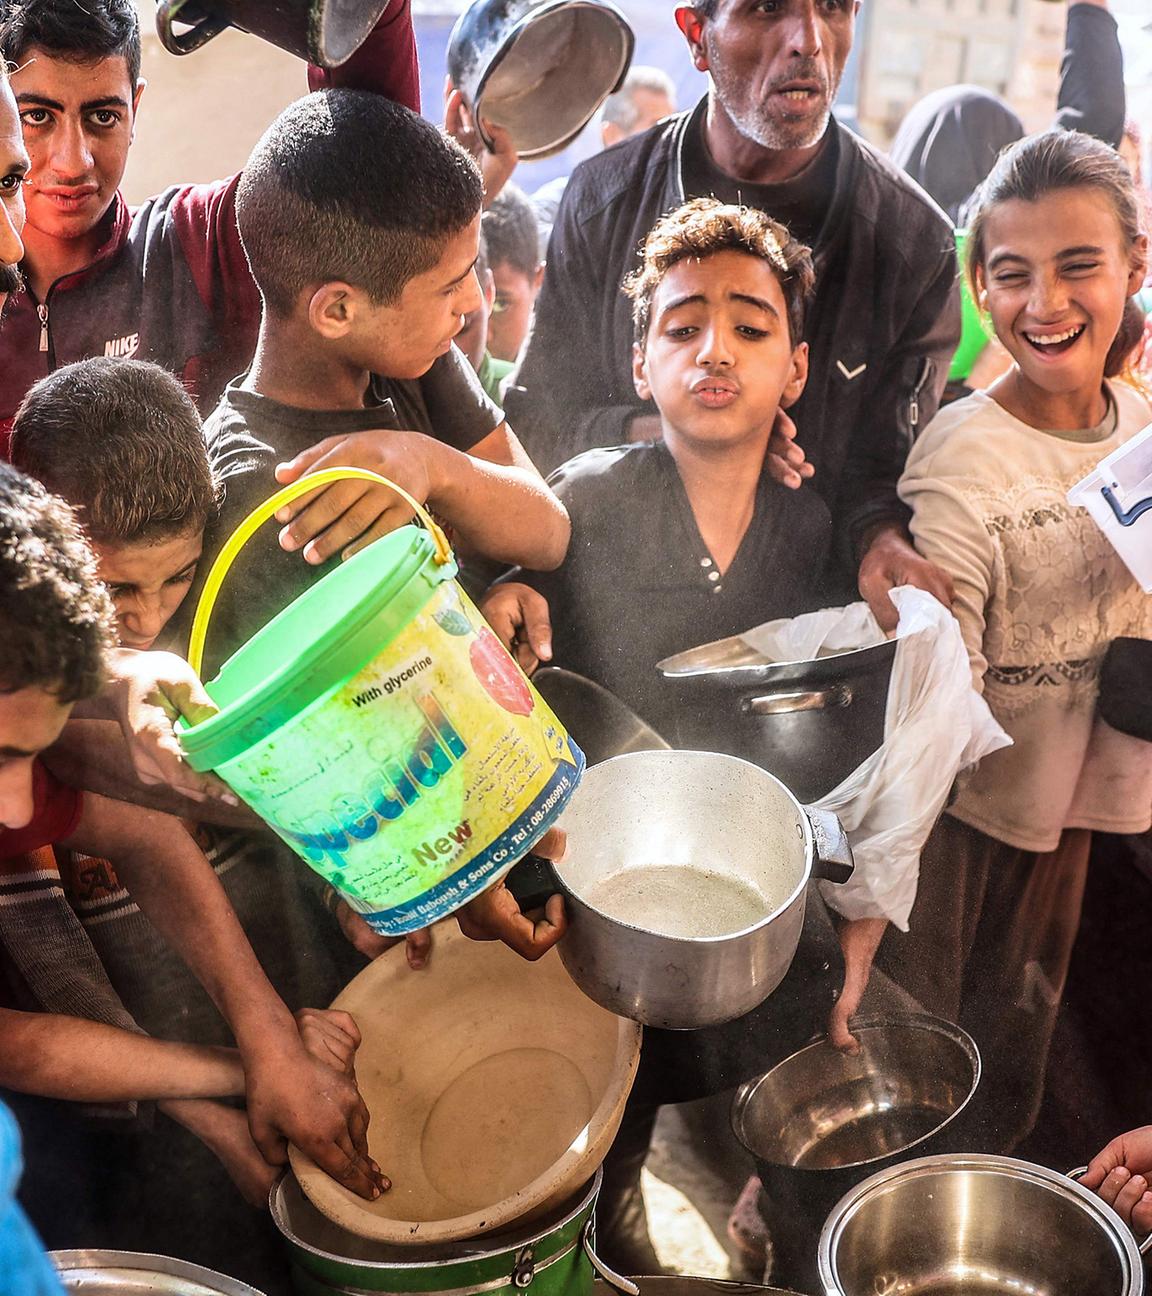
[[731, 1014, 980, 1290], [819, 1154, 1152, 1296], [658, 636, 896, 803], [510, 750, 853, 1030], [155, 0, 389, 65], [50, 1249, 262, 1294], [447, 0, 634, 158], [271, 1168, 634, 1296]]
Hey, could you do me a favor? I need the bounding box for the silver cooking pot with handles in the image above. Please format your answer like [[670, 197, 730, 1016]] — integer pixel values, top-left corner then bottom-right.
[[509, 750, 854, 1030], [818, 1153, 1152, 1296], [658, 636, 897, 804]]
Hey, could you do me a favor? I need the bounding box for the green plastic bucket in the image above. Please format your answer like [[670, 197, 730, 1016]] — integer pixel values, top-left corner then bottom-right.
[[270, 1171, 617, 1296], [178, 470, 584, 936], [949, 228, 994, 383]]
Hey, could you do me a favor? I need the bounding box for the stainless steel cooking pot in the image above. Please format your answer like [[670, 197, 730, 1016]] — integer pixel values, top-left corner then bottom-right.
[[818, 1154, 1152, 1296], [731, 1014, 980, 1290], [658, 636, 897, 803], [511, 750, 853, 1030], [50, 1249, 263, 1294], [447, 0, 634, 158], [155, 0, 389, 65]]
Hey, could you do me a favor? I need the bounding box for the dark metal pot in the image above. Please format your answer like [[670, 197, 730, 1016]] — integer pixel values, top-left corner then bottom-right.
[[511, 750, 853, 1030], [155, 0, 389, 66], [819, 1154, 1151, 1296], [658, 636, 897, 803], [731, 1013, 980, 1292], [447, 0, 634, 158]]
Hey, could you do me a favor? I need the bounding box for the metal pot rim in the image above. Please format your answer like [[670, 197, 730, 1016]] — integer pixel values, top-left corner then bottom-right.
[[658, 633, 897, 681], [730, 1012, 982, 1171], [49, 1249, 262, 1295], [554, 750, 814, 943], [270, 1168, 601, 1272], [817, 1152, 1146, 1292]]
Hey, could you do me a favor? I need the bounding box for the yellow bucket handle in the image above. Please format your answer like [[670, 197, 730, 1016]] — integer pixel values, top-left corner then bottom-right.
[[187, 468, 453, 679]]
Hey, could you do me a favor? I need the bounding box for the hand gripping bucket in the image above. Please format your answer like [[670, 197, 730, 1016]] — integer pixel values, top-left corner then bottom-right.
[[177, 470, 584, 935]]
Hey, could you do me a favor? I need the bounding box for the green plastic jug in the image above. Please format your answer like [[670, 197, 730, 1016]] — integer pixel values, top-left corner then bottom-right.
[[177, 469, 584, 936]]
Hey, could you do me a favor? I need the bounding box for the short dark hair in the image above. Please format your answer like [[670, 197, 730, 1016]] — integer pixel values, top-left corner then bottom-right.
[[0, 0, 141, 88], [10, 358, 218, 547], [623, 198, 814, 345], [0, 462, 115, 703], [236, 90, 483, 316], [481, 184, 540, 280]]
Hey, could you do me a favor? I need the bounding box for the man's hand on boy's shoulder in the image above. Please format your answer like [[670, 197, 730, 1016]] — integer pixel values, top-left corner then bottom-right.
[[481, 583, 553, 674], [273, 429, 447, 564], [766, 409, 815, 490]]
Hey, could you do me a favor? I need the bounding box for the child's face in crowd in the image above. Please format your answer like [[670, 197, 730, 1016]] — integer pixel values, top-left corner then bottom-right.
[[487, 259, 542, 363], [0, 81, 29, 299], [633, 249, 807, 449], [343, 216, 483, 380], [0, 686, 72, 829], [94, 526, 203, 651], [977, 189, 1147, 405], [9, 50, 144, 247], [457, 266, 496, 372]]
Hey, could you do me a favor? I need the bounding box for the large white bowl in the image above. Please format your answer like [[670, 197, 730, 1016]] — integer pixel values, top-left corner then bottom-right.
[[289, 923, 640, 1244]]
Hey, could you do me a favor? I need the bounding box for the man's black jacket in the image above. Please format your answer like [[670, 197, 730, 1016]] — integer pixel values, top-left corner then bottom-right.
[[505, 104, 961, 585]]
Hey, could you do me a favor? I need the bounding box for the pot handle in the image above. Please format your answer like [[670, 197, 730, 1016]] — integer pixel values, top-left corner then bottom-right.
[[504, 853, 563, 911], [581, 1220, 640, 1295], [805, 808, 854, 884], [155, 0, 230, 55], [741, 685, 852, 716], [1067, 1167, 1152, 1255]]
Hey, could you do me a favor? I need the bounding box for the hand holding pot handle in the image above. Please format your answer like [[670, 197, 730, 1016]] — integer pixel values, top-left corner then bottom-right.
[[806, 808, 854, 884], [1069, 1164, 1152, 1252], [155, 0, 230, 55], [504, 853, 562, 912]]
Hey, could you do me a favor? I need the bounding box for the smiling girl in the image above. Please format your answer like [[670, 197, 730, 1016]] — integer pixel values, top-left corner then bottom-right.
[[880, 130, 1152, 1154]]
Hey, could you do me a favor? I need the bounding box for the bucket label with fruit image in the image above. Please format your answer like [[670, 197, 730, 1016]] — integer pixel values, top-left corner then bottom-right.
[[214, 581, 584, 935]]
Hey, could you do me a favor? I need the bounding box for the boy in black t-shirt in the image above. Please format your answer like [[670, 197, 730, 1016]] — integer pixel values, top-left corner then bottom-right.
[[194, 89, 569, 678], [484, 198, 830, 737]]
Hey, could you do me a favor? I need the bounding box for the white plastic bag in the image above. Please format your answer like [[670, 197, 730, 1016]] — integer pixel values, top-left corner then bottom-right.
[[739, 586, 1011, 930]]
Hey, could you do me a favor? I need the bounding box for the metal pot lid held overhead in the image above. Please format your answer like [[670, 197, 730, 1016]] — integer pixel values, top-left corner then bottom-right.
[[447, 0, 634, 158]]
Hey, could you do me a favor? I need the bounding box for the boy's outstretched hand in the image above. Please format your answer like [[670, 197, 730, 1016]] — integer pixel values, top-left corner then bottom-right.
[[481, 582, 553, 673], [97, 649, 235, 804], [827, 916, 887, 1054], [243, 1019, 388, 1201], [456, 827, 568, 960], [1081, 1128, 1152, 1235]]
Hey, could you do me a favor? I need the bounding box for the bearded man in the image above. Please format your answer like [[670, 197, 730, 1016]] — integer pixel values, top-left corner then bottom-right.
[[504, 0, 960, 621]]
